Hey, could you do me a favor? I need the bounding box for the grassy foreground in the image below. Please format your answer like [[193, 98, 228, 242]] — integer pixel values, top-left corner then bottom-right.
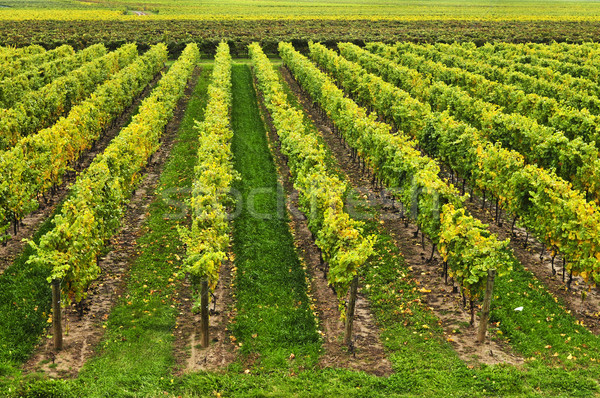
[[0, 210, 56, 377]]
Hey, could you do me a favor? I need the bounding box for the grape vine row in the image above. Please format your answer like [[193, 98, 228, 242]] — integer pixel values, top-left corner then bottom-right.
[[179, 42, 236, 305], [251, 42, 376, 315], [0, 44, 107, 109], [0, 43, 138, 149], [0, 44, 73, 80], [329, 42, 600, 286], [0, 44, 168, 245], [338, 42, 600, 203], [369, 43, 600, 147]]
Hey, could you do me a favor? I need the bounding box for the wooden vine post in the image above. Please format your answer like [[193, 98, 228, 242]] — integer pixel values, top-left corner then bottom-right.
[[344, 275, 359, 346], [477, 269, 496, 344], [200, 279, 209, 348], [51, 279, 63, 351]]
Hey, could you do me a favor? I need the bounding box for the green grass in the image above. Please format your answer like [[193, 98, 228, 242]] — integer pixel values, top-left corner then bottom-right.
[[228, 64, 321, 372], [0, 208, 57, 377], [491, 258, 600, 364]]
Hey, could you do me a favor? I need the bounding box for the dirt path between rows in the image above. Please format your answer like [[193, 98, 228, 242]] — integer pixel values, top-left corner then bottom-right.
[[281, 65, 524, 368], [23, 68, 201, 378], [173, 255, 237, 374], [0, 69, 165, 276]]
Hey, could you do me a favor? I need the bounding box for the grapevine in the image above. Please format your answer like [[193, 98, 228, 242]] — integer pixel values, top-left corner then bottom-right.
[[178, 42, 236, 306], [338, 42, 600, 202], [0, 44, 168, 244], [328, 42, 600, 287], [0, 43, 138, 149], [252, 42, 376, 318]]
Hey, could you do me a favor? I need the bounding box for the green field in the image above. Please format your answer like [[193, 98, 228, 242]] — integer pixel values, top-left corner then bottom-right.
[[2, 0, 600, 19]]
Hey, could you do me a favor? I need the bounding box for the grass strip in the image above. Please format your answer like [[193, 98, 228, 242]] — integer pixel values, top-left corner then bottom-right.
[[228, 64, 320, 371]]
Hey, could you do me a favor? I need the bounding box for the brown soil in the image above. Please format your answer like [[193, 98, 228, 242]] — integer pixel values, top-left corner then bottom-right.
[[280, 65, 524, 368], [463, 192, 600, 334], [172, 256, 237, 374], [287, 186, 394, 376], [22, 67, 201, 378], [0, 69, 165, 276], [255, 69, 393, 376]]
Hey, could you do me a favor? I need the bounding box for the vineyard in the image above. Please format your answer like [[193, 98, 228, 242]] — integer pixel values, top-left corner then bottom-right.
[[3, 3, 600, 395]]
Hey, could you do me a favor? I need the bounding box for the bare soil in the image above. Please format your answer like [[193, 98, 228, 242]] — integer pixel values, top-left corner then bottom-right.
[[0, 69, 165, 276], [255, 69, 393, 376], [22, 68, 201, 378], [281, 65, 524, 368], [173, 255, 237, 374]]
